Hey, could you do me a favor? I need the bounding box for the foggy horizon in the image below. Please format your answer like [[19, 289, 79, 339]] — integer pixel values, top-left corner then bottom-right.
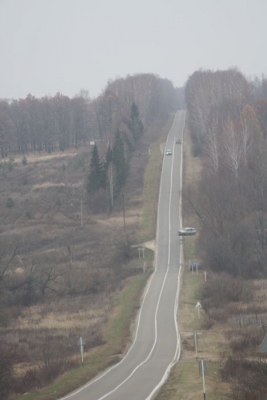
[[1, 0, 267, 100]]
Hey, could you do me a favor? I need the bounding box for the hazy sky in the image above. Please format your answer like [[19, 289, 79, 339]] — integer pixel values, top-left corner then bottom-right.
[[1, 0, 266, 99]]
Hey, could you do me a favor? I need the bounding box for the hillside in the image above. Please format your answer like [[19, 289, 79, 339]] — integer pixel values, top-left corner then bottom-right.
[[0, 138, 149, 390]]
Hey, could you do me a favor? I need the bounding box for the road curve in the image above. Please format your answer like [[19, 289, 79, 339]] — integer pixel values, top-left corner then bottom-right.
[[60, 110, 186, 400]]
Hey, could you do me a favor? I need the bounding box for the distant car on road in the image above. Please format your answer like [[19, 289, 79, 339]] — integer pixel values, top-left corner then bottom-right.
[[176, 138, 182, 144], [166, 149, 172, 156], [178, 227, 197, 236]]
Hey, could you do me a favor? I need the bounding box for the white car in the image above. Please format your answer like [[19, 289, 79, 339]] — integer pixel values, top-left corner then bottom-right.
[[178, 227, 197, 236], [166, 149, 172, 156]]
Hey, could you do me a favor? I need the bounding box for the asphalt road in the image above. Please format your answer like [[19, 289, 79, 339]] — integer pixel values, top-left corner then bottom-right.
[[61, 110, 186, 400]]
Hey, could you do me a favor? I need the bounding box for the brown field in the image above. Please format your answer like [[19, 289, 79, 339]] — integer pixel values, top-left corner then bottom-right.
[[0, 142, 147, 392]]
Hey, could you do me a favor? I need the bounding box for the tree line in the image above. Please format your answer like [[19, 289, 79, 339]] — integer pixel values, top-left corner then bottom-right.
[[0, 92, 93, 156], [185, 69, 267, 278], [0, 73, 183, 159], [186, 69, 267, 400]]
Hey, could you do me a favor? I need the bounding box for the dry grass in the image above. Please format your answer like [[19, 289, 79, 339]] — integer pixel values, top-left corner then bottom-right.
[[13, 149, 78, 163], [0, 115, 171, 398], [15, 296, 111, 330], [0, 143, 150, 397], [157, 360, 229, 400]]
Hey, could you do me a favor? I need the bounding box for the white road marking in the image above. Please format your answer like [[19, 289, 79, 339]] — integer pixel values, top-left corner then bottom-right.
[[144, 110, 186, 400], [60, 268, 157, 400]]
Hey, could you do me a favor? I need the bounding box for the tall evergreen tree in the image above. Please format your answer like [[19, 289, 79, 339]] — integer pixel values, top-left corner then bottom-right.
[[129, 103, 144, 142], [86, 144, 104, 194], [112, 131, 129, 192], [104, 146, 118, 211]]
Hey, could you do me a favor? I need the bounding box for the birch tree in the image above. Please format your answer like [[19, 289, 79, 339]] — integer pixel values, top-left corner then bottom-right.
[[221, 119, 244, 178], [202, 107, 221, 174], [104, 146, 118, 211]]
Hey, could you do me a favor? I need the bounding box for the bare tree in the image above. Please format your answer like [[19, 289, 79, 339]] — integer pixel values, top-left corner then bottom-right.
[[202, 108, 220, 174], [221, 119, 244, 178]]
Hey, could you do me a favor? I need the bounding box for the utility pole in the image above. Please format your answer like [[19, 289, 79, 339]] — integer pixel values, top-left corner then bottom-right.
[[80, 181, 85, 228], [121, 191, 126, 232], [81, 195, 83, 228]]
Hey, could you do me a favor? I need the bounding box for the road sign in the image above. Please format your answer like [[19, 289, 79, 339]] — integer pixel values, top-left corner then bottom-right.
[[189, 260, 200, 274], [77, 337, 86, 346], [137, 247, 145, 259], [196, 302, 202, 319], [190, 261, 200, 268]]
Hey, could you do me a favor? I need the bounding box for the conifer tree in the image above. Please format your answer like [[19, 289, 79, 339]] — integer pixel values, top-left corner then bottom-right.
[[129, 103, 144, 141], [112, 131, 129, 192], [105, 146, 118, 211], [86, 144, 104, 194]]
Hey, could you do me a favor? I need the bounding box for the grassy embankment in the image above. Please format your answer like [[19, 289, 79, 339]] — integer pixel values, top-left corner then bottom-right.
[[156, 127, 230, 400], [15, 115, 175, 400]]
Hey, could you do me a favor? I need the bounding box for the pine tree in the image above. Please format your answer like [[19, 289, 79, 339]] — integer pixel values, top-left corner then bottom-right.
[[86, 144, 104, 194], [104, 146, 118, 211], [129, 103, 144, 142], [112, 131, 129, 192]]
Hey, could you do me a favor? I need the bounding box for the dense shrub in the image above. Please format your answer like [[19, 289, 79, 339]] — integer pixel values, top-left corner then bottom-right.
[[221, 358, 267, 399], [228, 327, 263, 353], [22, 156, 28, 165], [201, 273, 253, 310], [6, 197, 14, 208], [0, 345, 15, 399]]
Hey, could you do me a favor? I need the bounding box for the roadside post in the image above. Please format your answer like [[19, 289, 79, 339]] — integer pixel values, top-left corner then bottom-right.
[[198, 359, 207, 400], [196, 301, 202, 320], [193, 331, 199, 359], [77, 337, 86, 363]]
